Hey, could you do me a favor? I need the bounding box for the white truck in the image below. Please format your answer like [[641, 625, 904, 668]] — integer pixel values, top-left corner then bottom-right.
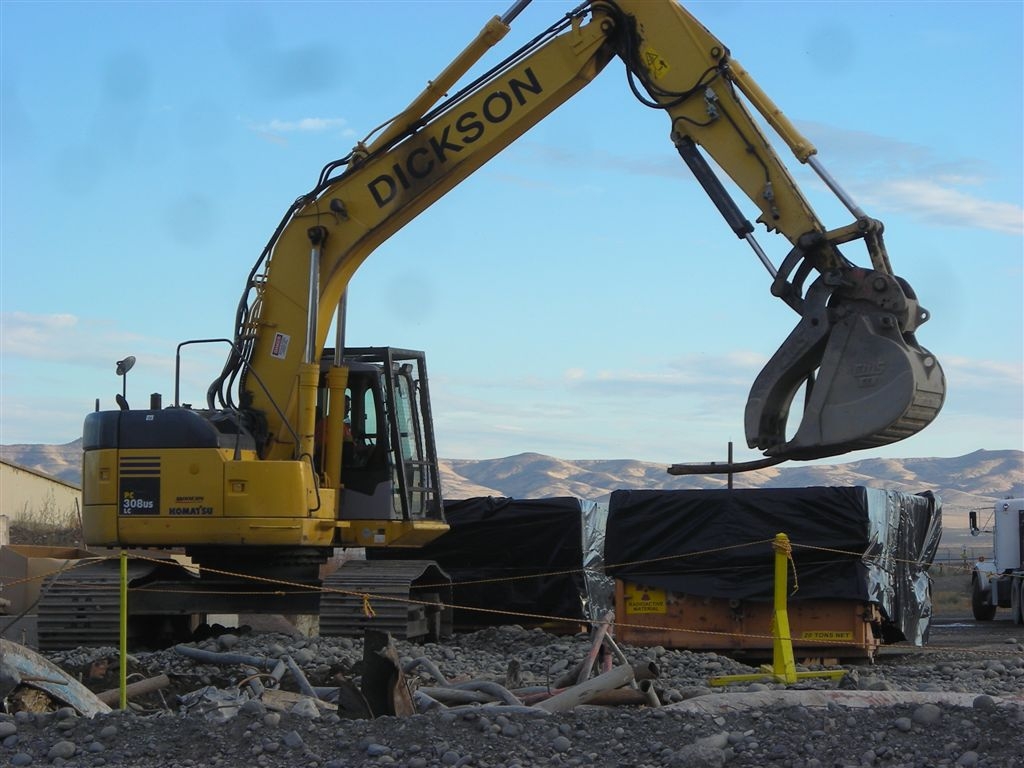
[[970, 498, 1024, 624]]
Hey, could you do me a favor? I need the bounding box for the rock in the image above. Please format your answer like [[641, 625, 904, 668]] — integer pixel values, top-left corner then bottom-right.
[[46, 740, 76, 760], [281, 730, 304, 749], [239, 699, 265, 717], [911, 703, 943, 726], [675, 741, 727, 767], [289, 698, 320, 719], [972, 694, 996, 711]]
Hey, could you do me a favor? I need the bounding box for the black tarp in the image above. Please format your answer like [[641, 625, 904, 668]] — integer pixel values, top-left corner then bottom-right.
[[604, 486, 941, 644], [370, 497, 591, 626]]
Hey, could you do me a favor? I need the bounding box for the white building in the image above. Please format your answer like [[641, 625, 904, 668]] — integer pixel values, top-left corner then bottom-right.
[[0, 460, 81, 528]]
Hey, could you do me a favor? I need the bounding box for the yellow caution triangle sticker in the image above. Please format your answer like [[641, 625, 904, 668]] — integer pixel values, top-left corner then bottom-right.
[[643, 48, 670, 80]]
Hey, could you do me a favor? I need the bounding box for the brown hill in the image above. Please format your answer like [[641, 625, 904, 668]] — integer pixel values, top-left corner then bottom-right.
[[0, 440, 83, 485], [444, 449, 1022, 502]]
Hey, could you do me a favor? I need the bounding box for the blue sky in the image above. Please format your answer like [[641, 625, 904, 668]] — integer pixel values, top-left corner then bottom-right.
[[1, 0, 1022, 466]]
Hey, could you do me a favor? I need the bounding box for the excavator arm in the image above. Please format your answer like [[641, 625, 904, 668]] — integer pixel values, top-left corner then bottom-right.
[[593, 1, 943, 461], [210, 0, 944, 468]]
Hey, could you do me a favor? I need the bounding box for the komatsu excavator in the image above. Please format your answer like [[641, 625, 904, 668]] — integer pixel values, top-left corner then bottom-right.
[[44, 0, 945, 648]]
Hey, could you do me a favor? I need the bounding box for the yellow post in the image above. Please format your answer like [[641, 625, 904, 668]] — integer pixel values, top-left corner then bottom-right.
[[119, 550, 127, 709], [770, 533, 797, 683], [709, 532, 847, 687]]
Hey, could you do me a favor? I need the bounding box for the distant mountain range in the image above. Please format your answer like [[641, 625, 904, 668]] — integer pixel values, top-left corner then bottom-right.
[[443, 450, 1023, 505], [3, 441, 1021, 542]]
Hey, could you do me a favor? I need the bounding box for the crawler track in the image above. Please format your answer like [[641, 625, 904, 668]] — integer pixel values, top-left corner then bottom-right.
[[36, 561, 123, 651]]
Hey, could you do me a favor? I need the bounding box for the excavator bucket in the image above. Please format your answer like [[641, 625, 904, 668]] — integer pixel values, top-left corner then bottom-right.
[[745, 275, 946, 461]]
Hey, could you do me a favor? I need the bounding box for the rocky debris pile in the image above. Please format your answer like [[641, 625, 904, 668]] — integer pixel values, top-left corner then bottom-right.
[[2, 625, 1023, 767]]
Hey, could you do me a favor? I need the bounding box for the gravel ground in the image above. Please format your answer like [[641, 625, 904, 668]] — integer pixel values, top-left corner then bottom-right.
[[3, 622, 1024, 768]]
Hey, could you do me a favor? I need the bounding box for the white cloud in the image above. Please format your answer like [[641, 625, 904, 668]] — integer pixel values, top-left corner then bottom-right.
[[0, 312, 225, 423], [499, 121, 1019, 237], [516, 123, 1024, 237], [247, 117, 355, 146], [0, 313, 223, 405], [557, 352, 764, 398], [797, 121, 1023, 236], [940, 355, 1024, 391], [0, 312, 78, 356], [251, 117, 349, 134], [0, 312, 150, 366], [254, 131, 289, 146], [865, 179, 1023, 236]]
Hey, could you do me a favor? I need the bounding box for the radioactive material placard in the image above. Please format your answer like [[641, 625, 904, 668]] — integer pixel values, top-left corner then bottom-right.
[[623, 583, 667, 614]]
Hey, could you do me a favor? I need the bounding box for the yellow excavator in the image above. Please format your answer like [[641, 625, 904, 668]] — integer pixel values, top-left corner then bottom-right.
[[46, 0, 945, 648]]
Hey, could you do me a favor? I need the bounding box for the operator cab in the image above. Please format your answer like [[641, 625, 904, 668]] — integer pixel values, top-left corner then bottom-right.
[[318, 347, 444, 530]]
